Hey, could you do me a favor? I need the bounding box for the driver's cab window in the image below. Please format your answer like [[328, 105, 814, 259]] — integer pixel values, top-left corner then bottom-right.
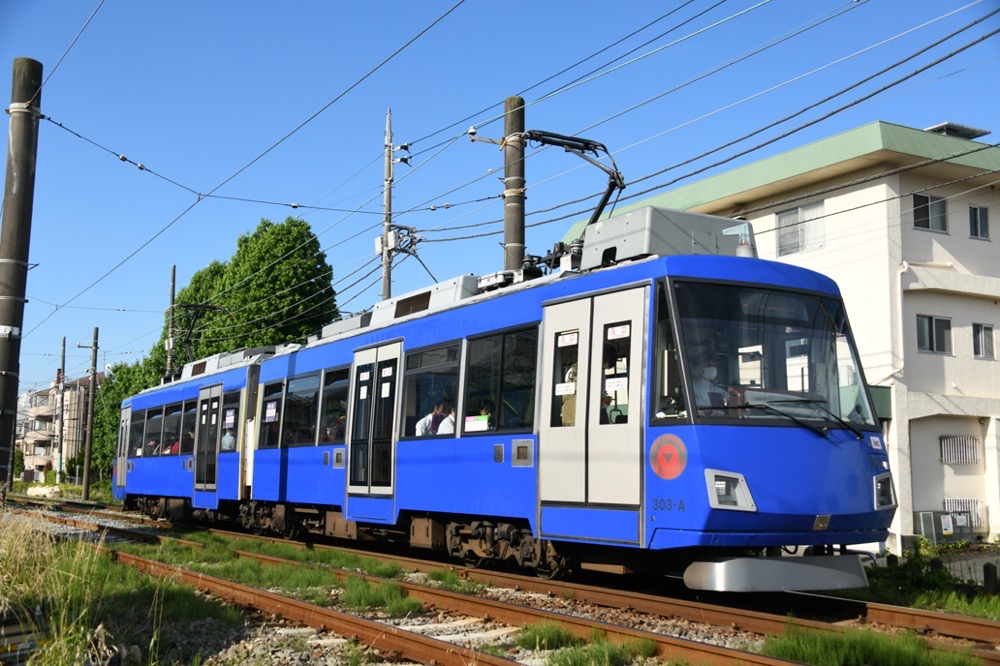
[[651, 281, 683, 422]]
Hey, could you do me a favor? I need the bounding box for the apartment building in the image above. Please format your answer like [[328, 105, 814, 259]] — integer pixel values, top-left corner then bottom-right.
[[565, 121, 999, 552], [17, 373, 101, 481]]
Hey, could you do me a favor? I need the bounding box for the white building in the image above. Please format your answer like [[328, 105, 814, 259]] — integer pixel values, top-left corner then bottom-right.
[[567, 121, 999, 552], [17, 373, 101, 482]]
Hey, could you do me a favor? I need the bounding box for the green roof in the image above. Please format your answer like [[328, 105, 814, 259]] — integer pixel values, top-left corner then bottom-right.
[[563, 121, 1000, 240]]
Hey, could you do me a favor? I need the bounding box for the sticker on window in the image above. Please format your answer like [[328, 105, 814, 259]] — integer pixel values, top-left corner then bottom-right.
[[555, 382, 576, 396], [605, 377, 628, 393], [465, 415, 490, 432], [381, 366, 394, 378], [359, 371, 371, 381], [380, 381, 391, 398], [265, 401, 278, 423], [607, 324, 630, 340], [359, 386, 368, 400], [558, 332, 578, 347], [224, 408, 236, 429]]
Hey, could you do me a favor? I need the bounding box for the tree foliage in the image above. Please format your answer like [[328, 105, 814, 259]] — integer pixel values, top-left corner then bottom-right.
[[91, 216, 337, 477]]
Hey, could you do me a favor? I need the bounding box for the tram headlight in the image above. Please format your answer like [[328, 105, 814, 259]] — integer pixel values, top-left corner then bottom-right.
[[874, 472, 896, 510], [704, 469, 756, 512]]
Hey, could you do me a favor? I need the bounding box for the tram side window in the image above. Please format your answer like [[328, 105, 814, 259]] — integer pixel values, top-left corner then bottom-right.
[[283, 373, 320, 447], [464, 328, 538, 433], [258, 381, 284, 449], [220, 391, 241, 452], [320, 367, 349, 444], [161, 404, 183, 456], [128, 410, 145, 458], [402, 343, 460, 438], [551, 331, 579, 427], [144, 407, 164, 456], [652, 282, 683, 422], [180, 401, 197, 454], [601, 323, 630, 424]]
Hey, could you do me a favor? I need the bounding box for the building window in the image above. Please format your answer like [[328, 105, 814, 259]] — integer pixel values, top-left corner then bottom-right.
[[777, 201, 824, 256], [973, 323, 994, 359], [916, 315, 951, 354], [969, 205, 989, 239], [939, 435, 980, 464], [913, 194, 947, 232]]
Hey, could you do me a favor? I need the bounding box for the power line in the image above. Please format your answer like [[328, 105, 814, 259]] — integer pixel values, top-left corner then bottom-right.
[[23, 1, 467, 340], [627, 6, 1000, 190], [29, 0, 106, 107]]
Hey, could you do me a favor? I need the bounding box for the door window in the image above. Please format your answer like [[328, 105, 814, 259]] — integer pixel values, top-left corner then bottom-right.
[[600, 323, 631, 424], [551, 331, 579, 427]]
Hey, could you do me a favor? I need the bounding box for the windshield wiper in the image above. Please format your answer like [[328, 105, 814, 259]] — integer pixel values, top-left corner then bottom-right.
[[769, 398, 864, 440], [739, 402, 829, 439]]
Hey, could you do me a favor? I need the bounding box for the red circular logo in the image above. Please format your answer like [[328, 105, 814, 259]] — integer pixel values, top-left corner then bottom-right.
[[649, 434, 687, 480]]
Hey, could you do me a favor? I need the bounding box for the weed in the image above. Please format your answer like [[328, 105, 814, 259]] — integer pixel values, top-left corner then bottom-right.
[[514, 621, 581, 651], [426, 568, 485, 594], [763, 624, 979, 666], [339, 576, 424, 616]]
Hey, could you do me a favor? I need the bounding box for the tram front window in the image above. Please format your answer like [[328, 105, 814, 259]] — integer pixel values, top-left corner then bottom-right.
[[671, 281, 877, 429]]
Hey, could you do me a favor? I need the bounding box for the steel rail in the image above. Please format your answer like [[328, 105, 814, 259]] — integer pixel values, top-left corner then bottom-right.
[[202, 526, 1000, 653], [25, 510, 995, 663], [101, 548, 514, 666], [115, 544, 793, 666]]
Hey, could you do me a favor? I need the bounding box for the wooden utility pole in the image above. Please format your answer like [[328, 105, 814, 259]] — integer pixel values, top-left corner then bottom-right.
[[381, 108, 394, 300], [80, 327, 98, 500], [503, 96, 525, 271], [0, 58, 43, 488]]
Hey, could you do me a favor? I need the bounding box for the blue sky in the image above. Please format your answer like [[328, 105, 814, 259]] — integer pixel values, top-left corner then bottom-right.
[[2, 0, 998, 392]]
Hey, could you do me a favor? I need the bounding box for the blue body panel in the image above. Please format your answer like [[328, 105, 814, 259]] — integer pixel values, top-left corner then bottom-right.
[[540, 506, 641, 545], [390, 434, 538, 527], [217, 452, 241, 500], [126, 455, 193, 497], [193, 490, 218, 510], [346, 495, 394, 523], [251, 445, 344, 505], [643, 425, 892, 549]]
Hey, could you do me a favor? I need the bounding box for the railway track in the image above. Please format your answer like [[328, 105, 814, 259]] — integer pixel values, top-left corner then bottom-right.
[[194, 524, 1000, 658], [13, 503, 998, 664]]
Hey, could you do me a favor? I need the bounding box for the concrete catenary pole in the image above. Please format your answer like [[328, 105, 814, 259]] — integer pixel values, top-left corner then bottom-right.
[[381, 108, 394, 300], [57, 336, 65, 484], [166, 264, 176, 377], [81, 327, 98, 500], [503, 96, 525, 271], [0, 58, 43, 488]]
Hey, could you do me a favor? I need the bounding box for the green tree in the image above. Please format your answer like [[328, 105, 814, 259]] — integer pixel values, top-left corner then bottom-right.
[[13, 448, 24, 479], [91, 216, 337, 478], [214, 217, 336, 350], [92, 359, 160, 476]]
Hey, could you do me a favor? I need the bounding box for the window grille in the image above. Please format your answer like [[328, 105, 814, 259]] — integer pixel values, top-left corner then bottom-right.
[[942, 498, 987, 529], [939, 434, 980, 464]]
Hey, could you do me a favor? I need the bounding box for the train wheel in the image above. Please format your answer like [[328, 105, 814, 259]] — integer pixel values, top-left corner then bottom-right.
[[462, 550, 484, 569], [535, 555, 569, 580]]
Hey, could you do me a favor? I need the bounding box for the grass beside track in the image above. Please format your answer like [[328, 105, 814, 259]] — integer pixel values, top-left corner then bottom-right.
[[763, 624, 982, 666], [0, 513, 241, 665], [115, 536, 425, 615], [837, 551, 1000, 621]]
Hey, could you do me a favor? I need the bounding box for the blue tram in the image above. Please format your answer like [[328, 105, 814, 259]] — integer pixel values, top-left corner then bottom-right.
[[113, 206, 896, 591]]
